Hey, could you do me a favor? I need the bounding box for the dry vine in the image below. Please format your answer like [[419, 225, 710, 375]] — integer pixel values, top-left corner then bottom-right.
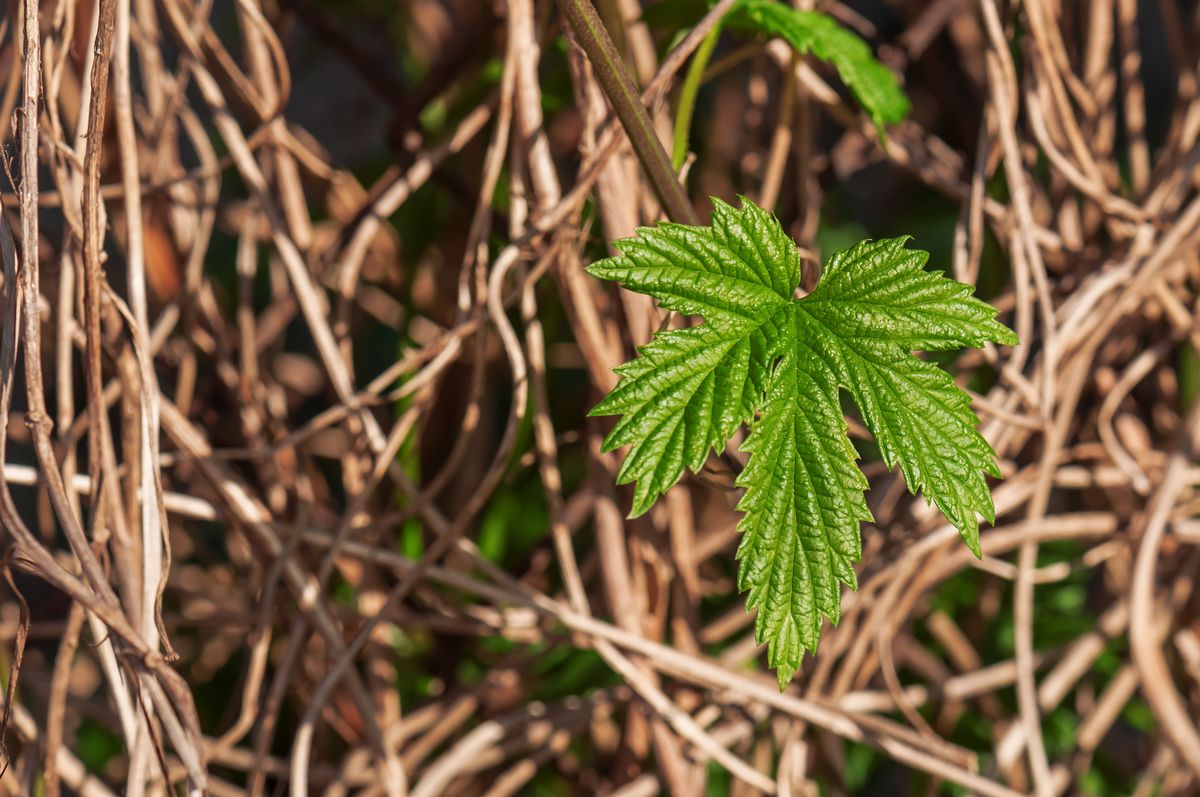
[[0, 0, 1198, 795]]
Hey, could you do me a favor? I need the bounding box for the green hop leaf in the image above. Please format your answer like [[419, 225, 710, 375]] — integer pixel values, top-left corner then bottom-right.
[[587, 197, 1017, 688], [731, 0, 910, 134]]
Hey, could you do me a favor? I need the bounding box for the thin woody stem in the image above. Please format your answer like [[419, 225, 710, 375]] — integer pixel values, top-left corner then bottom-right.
[[555, 0, 699, 225]]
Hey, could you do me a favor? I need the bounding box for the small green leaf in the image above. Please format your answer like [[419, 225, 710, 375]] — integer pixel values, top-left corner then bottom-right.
[[588, 197, 1015, 686], [732, 0, 910, 133]]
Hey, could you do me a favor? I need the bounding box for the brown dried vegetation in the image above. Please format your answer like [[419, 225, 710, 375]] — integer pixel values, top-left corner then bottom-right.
[[0, 0, 1199, 795]]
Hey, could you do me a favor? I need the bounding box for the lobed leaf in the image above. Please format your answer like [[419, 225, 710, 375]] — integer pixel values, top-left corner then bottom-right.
[[588, 197, 1016, 685]]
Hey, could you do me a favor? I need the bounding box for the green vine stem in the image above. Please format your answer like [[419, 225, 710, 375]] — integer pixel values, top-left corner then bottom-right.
[[555, 0, 699, 225], [672, 22, 721, 171]]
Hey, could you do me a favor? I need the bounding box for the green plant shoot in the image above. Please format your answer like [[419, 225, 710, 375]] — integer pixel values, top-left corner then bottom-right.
[[587, 197, 1017, 688], [664, 0, 910, 166], [731, 0, 910, 134]]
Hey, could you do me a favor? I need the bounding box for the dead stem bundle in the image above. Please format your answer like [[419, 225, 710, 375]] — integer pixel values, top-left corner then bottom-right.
[[0, 0, 1198, 795]]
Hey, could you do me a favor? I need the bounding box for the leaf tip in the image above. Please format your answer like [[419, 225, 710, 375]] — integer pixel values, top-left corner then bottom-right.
[[871, 119, 888, 147], [627, 483, 658, 519], [710, 194, 736, 213], [584, 258, 611, 280], [962, 527, 983, 559]]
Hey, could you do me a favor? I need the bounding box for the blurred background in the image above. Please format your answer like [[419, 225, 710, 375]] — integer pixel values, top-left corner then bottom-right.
[[1, 0, 1199, 794]]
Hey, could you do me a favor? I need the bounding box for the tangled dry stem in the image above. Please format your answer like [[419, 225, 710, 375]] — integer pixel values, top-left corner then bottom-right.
[[0, 0, 1198, 795]]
